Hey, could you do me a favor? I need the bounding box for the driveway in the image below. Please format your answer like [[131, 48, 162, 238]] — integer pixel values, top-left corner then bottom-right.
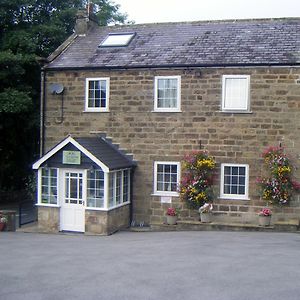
[[1, 231, 300, 300]]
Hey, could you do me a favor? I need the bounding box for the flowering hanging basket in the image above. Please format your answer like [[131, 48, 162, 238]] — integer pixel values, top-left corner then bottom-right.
[[257, 146, 300, 205], [179, 151, 216, 209]]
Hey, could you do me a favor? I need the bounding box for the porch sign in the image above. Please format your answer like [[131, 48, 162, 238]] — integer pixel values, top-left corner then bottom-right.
[[63, 151, 81, 165]]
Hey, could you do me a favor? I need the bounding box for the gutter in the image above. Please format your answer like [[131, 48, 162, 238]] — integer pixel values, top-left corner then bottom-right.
[[44, 62, 300, 72]]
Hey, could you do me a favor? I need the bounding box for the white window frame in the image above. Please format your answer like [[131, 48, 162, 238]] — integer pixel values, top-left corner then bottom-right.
[[222, 75, 250, 112], [85, 77, 110, 112], [153, 161, 180, 196], [108, 169, 131, 209], [154, 76, 181, 112], [37, 167, 60, 207], [220, 163, 249, 200], [86, 169, 105, 209]]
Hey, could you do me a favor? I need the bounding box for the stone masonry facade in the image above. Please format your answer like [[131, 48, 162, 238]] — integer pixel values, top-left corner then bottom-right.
[[44, 67, 300, 225]]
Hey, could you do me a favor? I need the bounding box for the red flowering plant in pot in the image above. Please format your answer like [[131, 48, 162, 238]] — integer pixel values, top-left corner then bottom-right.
[[179, 151, 216, 210], [166, 207, 179, 225], [0, 214, 8, 231], [258, 208, 272, 226], [257, 146, 300, 206]]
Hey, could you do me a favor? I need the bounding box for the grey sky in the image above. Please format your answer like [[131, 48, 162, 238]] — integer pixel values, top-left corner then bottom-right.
[[114, 0, 300, 24]]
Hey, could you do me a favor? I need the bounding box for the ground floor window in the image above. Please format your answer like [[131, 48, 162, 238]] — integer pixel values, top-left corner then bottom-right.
[[109, 169, 131, 208], [220, 163, 249, 200], [41, 168, 58, 204], [38, 167, 131, 210], [87, 169, 104, 208], [154, 161, 180, 196]]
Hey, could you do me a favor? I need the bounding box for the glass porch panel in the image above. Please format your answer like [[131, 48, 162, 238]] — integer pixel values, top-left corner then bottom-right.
[[65, 172, 83, 204]]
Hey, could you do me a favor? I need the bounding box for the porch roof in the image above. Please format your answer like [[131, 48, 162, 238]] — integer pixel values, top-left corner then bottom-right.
[[32, 136, 136, 171]]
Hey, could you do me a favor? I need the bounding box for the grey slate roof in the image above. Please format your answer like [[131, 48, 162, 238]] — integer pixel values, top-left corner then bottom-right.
[[46, 18, 300, 70], [74, 137, 136, 170]]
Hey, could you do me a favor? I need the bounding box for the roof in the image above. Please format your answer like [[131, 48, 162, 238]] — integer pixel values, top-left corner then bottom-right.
[[32, 136, 136, 171], [46, 18, 300, 70], [74, 137, 136, 170]]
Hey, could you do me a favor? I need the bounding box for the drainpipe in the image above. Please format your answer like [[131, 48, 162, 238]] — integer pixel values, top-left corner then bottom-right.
[[130, 168, 135, 226], [40, 69, 46, 157]]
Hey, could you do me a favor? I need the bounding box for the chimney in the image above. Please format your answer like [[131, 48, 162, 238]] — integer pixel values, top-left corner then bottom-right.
[[75, 3, 98, 36]]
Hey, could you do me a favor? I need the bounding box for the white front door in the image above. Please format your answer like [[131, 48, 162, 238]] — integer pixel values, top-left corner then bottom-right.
[[60, 170, 86, 232]]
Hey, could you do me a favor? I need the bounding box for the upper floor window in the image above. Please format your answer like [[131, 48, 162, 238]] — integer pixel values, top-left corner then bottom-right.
[[85, 78, 110, 112], [154, 76, 181, 112], [220, 163, 249, 200], [222, 75, 250, 112], [153, 161, 180, 196]]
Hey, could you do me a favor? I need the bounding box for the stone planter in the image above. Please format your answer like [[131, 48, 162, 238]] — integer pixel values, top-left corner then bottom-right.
[[0, 222, 6, 231], [166, 215, 178, 225], [200, 213, 212, 223], [258, 215, 271, 227]]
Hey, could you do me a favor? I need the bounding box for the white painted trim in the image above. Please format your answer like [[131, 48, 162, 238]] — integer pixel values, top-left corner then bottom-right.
[[153, 161, 180, 196], [32, 136, 109, 172], [221, 75, 250, 112], [85, 77, 110, 112], [36, 204, 61, 208], [220, 163, 249, 200], [85, 201, 130, 212], [103, 172, 109, 209], [37, 167, 59, 205], [154, 76, 181, 112]]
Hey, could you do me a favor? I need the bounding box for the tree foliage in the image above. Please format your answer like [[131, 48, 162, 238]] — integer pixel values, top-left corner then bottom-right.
[[0, 0, 129, 191]]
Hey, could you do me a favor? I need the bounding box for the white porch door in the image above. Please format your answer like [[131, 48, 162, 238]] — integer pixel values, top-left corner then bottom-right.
[[60, 170, 86, 232]]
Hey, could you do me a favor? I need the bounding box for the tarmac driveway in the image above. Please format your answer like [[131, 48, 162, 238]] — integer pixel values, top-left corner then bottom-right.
[[1, 231, 300, 300]]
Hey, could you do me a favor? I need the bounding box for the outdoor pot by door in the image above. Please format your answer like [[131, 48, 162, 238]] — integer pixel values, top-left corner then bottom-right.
[[258, 215, 271, 227], [200, 213, 212, 223], [166, 215, 177, 225]]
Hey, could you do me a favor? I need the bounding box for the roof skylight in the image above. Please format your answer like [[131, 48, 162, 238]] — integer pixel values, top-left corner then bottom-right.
[[99, 33, 135, 47]]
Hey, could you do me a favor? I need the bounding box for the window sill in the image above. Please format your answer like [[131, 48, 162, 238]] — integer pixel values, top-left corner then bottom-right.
[[151, 110, 182, 113], [36, 204, 60, 208], [218, 110, 253, 114], [151, 193, 179, 197], [83, 110, 110, 113], [86, 202, 130, 211], [218, 196, 250, 201]]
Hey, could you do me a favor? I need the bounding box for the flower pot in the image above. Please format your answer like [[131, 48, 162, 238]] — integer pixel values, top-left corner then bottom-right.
[[258, 215, 271, 226], [200, 212, 212, 223], [166, 215, 178, 225], [0, 222, 5, 231]]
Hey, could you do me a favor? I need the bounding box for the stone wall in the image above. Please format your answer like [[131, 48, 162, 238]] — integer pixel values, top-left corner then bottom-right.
[[38, 206, 60, 232], [44, 67, 300, 224], [85, 204, 130, 235]]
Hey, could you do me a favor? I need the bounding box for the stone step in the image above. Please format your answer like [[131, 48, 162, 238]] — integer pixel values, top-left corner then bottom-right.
[[150, 220, 299, 232]]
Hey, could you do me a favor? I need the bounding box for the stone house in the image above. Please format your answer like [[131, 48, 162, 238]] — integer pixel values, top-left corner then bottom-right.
[[33, 13, 300, 234]]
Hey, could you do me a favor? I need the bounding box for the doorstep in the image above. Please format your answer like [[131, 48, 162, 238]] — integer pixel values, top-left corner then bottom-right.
[[150, 220, 300, 233]]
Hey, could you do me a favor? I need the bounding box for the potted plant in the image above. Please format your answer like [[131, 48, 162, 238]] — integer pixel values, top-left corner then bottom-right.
[[199, 203, 213, 223], [0, 214, 8, 231], [166, 207, 179, 225], [258, 208, 272, 226]]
